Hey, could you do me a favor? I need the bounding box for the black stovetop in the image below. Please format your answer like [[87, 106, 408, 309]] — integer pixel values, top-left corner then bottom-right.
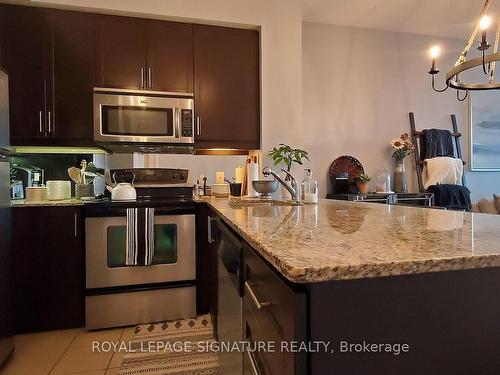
[[85, 187, 196, 217]]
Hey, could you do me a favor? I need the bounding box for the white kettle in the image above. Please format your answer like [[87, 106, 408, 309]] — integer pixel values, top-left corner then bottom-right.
[[106, 172, 137, 201]]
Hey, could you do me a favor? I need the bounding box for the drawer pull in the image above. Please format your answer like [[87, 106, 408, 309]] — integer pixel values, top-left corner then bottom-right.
[[245, 281, 271, 310], [246, 348, 262, 375]]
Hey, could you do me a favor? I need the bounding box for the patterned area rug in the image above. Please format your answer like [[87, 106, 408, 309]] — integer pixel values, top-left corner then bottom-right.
[[119, 314, 219, 375]]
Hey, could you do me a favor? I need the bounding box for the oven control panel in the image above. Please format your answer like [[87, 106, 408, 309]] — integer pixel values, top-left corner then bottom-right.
[[181, 109, 193, 137]]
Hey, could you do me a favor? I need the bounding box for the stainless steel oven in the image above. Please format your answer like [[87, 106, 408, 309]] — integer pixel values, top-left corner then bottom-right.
[[93, 88, 194, 147], [86, 214, 195, 288], [85, 211, 196, 329]]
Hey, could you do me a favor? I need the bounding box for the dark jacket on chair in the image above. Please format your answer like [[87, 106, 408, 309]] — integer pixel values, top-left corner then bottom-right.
[[427, 184, 471, 211], [421, 129, 454, 159]]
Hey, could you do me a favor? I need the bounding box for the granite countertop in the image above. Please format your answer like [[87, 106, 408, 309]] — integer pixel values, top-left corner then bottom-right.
[[11, 199, 86, 207], [202, 197, 500, 283]]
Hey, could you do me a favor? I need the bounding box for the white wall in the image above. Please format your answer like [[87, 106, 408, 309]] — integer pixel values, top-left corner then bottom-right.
[[302, 22, 500, 202], [36, 0, 304, 181]]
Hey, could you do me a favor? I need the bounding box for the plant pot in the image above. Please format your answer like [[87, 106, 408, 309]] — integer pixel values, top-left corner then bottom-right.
[[393, 158, 408, 193], [356, 181, 369, 194]]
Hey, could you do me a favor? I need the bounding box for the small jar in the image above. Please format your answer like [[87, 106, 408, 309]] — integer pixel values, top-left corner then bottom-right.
[[301, 169, 319, 204], [374, 167, 391, 193]]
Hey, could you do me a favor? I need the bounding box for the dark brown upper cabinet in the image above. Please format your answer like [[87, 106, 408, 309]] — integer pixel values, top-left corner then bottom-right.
[[1, 5, 260, 150], [97, 16, 146, 90], [1, 6, 48, 140], [0, 5, 96, 145], [146, 20, 193, 93], [194, 25, 260, 150], [49, 10, 97, 141], [97, 16, 193, 93]]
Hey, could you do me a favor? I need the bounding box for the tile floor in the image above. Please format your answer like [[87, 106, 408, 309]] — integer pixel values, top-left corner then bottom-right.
[[0, 326, 136, 375]]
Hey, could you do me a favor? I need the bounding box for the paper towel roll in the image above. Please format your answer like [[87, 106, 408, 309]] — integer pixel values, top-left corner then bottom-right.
[[247, 162, 259, 197], [235, 166, 243, 183]]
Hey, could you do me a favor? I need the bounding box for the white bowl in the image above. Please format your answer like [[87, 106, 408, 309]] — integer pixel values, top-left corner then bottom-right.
[[212, 183, 230, 198], [46, 180, 70, 200]]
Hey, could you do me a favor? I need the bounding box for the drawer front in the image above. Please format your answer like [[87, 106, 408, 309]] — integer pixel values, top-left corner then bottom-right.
[[243, 297, 291, 375], [86, 286, 196, 330], [243, 245, 297, 340]]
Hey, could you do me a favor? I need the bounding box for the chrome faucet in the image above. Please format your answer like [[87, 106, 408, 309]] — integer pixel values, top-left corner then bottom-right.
[[262, 167, 300, 202]]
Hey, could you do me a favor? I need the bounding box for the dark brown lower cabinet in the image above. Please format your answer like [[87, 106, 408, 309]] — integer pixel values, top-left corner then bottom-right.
[[213, 206, 500, 375], [195, 203, 218, 316], [242, 244, 307, 375], [12, 206, 84, 333]]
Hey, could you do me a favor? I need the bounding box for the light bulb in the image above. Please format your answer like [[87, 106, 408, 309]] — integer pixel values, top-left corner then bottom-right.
[[480, 15, 491, 30], [430, 46, 440, 59]]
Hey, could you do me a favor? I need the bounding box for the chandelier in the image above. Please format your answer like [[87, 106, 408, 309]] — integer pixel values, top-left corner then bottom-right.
[[428, 0, 500, 101]]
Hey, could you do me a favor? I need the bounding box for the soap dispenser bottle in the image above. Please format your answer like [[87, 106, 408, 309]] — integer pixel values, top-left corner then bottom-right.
[[301, 169, 318, 204]]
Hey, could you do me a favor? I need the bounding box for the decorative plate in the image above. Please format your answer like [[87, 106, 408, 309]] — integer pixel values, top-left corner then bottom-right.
[[329, 155, 364, 185]]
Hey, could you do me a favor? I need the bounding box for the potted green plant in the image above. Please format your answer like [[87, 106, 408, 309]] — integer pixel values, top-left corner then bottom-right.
[[268, 144, 309, 198], [355, 174, 371, 194]]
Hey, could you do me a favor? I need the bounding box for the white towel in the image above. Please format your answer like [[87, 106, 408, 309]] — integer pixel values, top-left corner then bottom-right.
[[423, 157, 463, 190], [126, 208, 138, 266], [145, 207, 155, 266]]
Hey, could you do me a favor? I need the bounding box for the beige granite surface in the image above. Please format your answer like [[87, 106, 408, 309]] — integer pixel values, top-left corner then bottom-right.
[[202, 197, 500, 283], [11, 199, 85, 207]]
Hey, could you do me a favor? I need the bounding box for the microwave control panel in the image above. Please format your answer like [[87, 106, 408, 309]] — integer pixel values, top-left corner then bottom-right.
[[181, 109, 193, 137]]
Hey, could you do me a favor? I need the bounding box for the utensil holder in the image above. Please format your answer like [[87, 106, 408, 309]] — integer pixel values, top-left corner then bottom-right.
[[229, 183, 242, 196], [76, 184, 94, 199]]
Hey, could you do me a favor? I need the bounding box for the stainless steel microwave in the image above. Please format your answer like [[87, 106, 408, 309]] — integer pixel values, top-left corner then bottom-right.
[[93, 88, 194, 147]]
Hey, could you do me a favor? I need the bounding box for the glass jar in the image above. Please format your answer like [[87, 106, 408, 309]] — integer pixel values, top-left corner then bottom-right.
[[374, 167, 391, 193], [301, 169, 319, 204]]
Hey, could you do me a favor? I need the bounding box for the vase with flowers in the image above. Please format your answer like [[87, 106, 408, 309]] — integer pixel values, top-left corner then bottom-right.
[[390, 133, 415, 193]]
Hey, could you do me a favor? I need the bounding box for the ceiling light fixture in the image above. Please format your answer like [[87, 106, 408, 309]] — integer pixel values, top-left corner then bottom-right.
[[428, 0, 500, 101]]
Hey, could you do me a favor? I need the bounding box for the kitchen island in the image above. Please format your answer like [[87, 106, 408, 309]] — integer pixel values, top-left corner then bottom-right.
[[201, 197, 500, 374]]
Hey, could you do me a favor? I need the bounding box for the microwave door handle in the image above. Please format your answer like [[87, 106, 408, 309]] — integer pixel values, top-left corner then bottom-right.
[[175, 108, 181, 139]]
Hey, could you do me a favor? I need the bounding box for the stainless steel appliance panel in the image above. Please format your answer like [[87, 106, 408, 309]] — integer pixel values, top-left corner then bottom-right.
[[94, 91, 194, 144], [0, 69, 13, 365], [86, 214, 196, 289], [86, 286, 196, 330]]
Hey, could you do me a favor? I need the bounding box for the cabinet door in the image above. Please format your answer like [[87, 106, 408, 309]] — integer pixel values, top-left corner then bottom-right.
[[194, 25, 260, 149], [42, 207, 84, 330], [12, 207, 84, 333], [49, 10, 97, 140], [195, 204, 218, 316], [146, 20, 193, 93], [1, 5, 49, 140], [12, 207, 45, 333], [97, 16, 146, 90]]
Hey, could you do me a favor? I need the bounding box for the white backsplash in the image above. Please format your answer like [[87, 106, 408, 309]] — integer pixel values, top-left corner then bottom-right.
[[93, 153, 249, 191]]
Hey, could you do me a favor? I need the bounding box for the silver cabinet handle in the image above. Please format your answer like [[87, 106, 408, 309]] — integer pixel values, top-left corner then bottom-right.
[[196, 116, 201, 136], [140, 67, 145, 89], [207, 216, 214, 244], [245, 281, 271, 310], [74, 213, 78, 238], [148, 67, 152, 89], [246, 348, 262, 375], [47, 111, 52, 134], [39, 110, 43, 134]]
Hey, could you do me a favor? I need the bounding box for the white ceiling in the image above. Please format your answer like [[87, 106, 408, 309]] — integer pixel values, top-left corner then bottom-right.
[[302, 0, 496, 39]]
